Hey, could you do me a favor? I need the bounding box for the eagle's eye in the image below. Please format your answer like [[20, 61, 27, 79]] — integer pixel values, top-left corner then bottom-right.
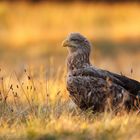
[[71, 38, 78, 42]]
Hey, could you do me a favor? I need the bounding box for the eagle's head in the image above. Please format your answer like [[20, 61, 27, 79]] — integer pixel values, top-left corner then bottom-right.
[[62, 33, 91, 54]]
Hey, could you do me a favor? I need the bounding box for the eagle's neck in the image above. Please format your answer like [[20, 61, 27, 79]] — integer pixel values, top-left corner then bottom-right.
[[67, 50, 90, 72]]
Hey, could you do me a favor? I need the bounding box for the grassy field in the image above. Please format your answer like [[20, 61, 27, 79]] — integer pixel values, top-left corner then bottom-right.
[[0, 2, 140, 140], [0, 63, 140, 140]]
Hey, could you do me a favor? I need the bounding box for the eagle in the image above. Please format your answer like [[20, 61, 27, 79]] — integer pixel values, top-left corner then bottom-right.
[[62, 33, 140, 113]]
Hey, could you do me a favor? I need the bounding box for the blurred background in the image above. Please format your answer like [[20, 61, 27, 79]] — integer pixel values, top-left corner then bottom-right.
[[0, 0, 140, 80]]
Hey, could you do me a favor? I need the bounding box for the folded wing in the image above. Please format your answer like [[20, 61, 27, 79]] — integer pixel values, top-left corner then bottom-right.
[[72, 66, 140, 96]]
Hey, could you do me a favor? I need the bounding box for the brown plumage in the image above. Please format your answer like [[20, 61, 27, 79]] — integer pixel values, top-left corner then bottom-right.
[[63, 33, 140, 113]]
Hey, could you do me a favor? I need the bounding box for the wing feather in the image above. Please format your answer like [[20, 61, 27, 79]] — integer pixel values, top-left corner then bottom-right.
[[72, 66, 140, 96]]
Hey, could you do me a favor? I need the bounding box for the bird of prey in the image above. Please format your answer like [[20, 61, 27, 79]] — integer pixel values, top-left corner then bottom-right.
[[62, 33, 140, 113]]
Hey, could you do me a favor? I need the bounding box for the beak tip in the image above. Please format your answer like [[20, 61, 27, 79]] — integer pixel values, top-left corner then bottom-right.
[[62, 40, 69, 47]]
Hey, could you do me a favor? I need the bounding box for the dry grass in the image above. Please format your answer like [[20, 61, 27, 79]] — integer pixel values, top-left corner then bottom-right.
[[0, 53, 140, 140], [0, 52, 140, 140], [0, 2, 140, 140]]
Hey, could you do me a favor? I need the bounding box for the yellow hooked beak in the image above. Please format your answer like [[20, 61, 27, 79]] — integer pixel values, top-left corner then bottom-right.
[[62, 39, 70, 47]]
